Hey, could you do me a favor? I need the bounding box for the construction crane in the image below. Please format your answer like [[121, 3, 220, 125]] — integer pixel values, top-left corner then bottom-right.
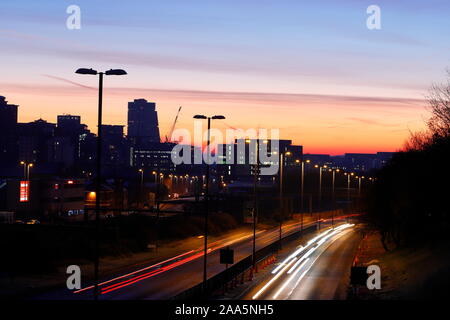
[[165, 106, 182, 142]]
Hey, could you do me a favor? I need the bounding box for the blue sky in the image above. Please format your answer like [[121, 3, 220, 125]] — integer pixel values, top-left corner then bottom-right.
[[1, 0, 449, 153]]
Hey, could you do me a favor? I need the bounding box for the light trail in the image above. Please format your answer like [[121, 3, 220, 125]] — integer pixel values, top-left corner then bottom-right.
[[76, 229, 267, 295], [271, 228, 333, 275], [252, 257, 298, 300], [284, 227, 354, 299], [73, 249, 195, 294], [251, 223, 355, 300], [273, 258, 310, 299]]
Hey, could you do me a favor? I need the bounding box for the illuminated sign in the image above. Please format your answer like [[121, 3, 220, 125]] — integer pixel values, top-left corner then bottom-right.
[[20, 180, 29, 202]]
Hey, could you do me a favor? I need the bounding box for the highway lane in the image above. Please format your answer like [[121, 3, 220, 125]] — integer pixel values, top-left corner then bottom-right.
[[288, 228, 360, 300], [35, 215, 356, 300], [245, 223, 361, 300], [80, 219, 318, 300]]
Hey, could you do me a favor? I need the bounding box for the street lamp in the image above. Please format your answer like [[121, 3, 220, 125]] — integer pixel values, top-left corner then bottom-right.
[[27, 163, 33, 180], [314, 164, 327, 229], [330, 168, 340, 228], [193, 114, 225, 292], [300, 159, 310, 221], [279, 151, 291, 247], [246, 138, 260, 271], [20, 161, 33, 180], [138, 169, 144, 208], [357, 176, 364, 196], [76, 67, 127, 300]]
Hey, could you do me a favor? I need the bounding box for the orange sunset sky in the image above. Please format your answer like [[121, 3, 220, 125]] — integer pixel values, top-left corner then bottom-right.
[[2, 1, 449, 154]]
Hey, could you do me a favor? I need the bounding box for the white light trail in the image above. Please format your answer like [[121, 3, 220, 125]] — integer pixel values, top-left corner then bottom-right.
[[252, 257, 298, 299], [273, 258, 310, 299], [271, 228, 335, 275], [262, 223, 356, 299]]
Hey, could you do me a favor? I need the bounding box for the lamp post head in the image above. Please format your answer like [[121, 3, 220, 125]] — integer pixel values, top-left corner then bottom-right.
[[193, 115, 207, 119], [75, 68, 98, 75], [212, 115, 225, 120], [105, 69, 127, 76]]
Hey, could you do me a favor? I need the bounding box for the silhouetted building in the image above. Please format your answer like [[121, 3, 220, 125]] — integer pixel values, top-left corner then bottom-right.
[[303, 154, 332, 168], [54, 114, 91, 171], [338, 152, 395, 172], [127, 99, 160, 146], [102, 125, 128, 168], [217, 139, 303, 180], [17, 119, 55, 165], [0, 96, 19, 167], [57, 115, 83, 136], [131, 142, 176, 173]]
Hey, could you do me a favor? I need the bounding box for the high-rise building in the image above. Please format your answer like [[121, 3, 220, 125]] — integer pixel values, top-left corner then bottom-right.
[[217, 139, 303, 179], [57, 115, 83, 136], [0, 96, 18, 131], [54, 114, 90, 170], [101, 125, 128, 167], [0, 96, 19, 167], [130, 142, 176, 173], [17, 119, 55, 164], [127, 99, 160, 146]]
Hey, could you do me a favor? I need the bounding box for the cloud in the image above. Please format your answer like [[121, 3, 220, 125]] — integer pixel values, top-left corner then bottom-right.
[[4, 76, 426, 111], [42, 75, 96, 90]]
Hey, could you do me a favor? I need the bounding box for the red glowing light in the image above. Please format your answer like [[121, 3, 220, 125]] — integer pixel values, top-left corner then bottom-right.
[[20, 181, 29, 202]]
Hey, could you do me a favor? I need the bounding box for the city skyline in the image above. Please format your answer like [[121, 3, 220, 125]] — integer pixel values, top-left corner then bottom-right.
[[3, 94, 396, 158], [2, 1, 450, 154]]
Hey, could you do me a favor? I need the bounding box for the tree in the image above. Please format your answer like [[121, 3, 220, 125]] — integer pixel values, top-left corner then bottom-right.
[[426, 70, 450, 137]]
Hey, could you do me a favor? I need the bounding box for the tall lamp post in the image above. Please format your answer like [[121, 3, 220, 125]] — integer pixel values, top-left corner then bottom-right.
[[27, 163, 33, 180], [138, 168, 144, 208], [75, 67, 127, 300], [296, 159, 310, 232], [279, 151, 291, 247], [193, 114, 225, 292], [314, 164, 327, 229], [20, 161, 34, 180], [300, 159, 310, 213], [249, 138, 260, 271], [346, 172, 354, 211], [330, 168, 339, 228]]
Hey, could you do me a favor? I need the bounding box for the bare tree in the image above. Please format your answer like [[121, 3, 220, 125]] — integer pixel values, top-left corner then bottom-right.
[[403, 129, 432, 151], [426, 70, 450, 137]]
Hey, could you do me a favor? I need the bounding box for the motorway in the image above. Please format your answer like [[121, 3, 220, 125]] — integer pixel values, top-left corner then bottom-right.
[[244, 223, 361, 300], [36, 215, 357, 300]]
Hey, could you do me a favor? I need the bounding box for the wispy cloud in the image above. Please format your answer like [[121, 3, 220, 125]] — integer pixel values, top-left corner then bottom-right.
[[2, 77, 426, 113]]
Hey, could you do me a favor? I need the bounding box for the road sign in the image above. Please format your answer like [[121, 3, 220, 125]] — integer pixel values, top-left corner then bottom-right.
[[220, 248, 234, 265]]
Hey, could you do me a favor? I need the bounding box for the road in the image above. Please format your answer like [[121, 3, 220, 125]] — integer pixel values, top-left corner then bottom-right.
[[244, 223, 361, 300], [36, 215, 357, 300]]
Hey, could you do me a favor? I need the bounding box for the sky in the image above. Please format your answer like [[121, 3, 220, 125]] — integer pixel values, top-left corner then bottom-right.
[[1, 0, 449, 154]]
